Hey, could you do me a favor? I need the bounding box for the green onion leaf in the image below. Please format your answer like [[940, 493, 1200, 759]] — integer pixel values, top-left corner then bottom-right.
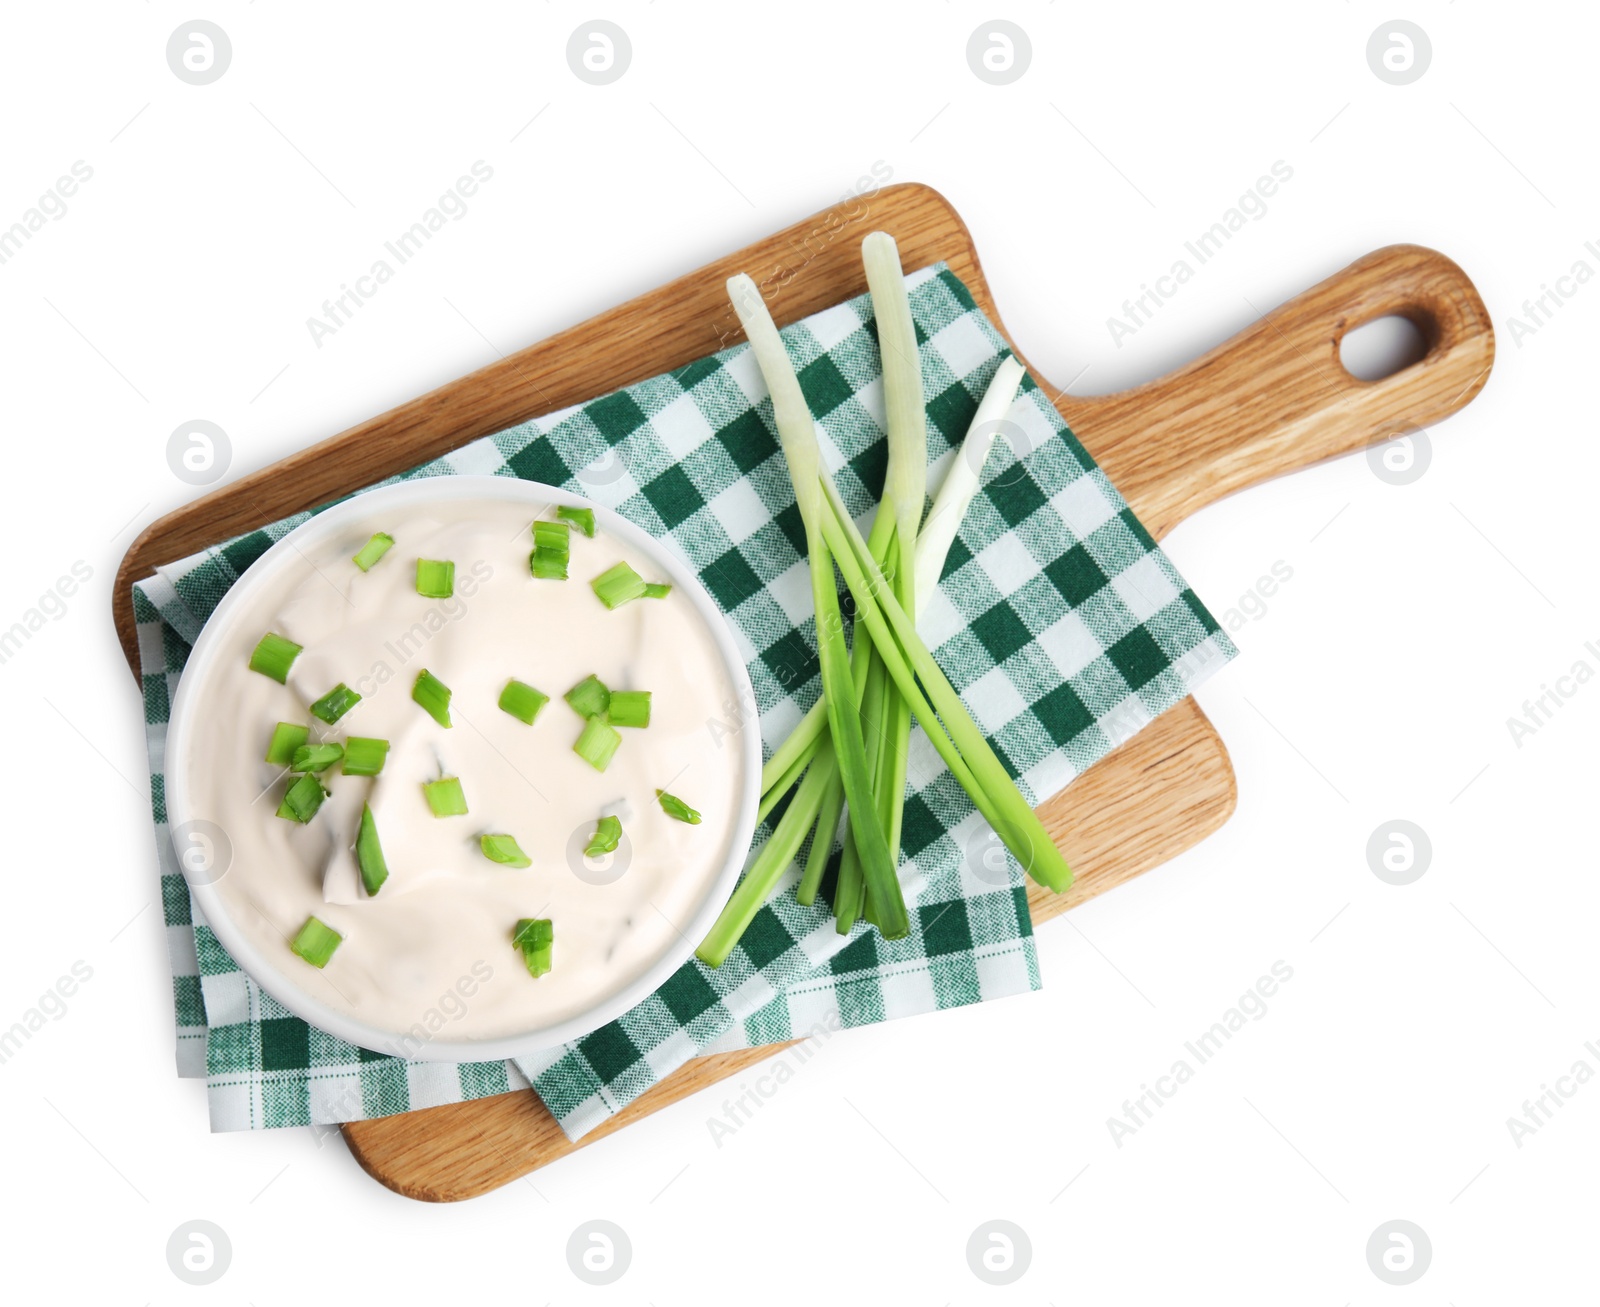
[[309, 683, 362, 725], [656, 789, 701, 824], [498, 679, 550, 725], [412, 668, 452, 728], [557, 505, 596, 537], [356, 803, 389, 895], [415, 559, 455, 598], [564, 674, 610, 719], [480, 833, 533, 868], [291, 916, 342, 968], [573, 717, 621, 772], [423, 776, 468, 817], [249, 632, 302, 684], [341, 736, 390, 777], [276, 772, 327, 824], [591, 561, 648, 609], [513, 917, 554, 977], [642, 582, 672, 599], [265, 722, 309, 766], [585, 814, 623, 855], [289, 742, 344, 773], [352, 532, 395, 572], [607, 690, 651, 728]]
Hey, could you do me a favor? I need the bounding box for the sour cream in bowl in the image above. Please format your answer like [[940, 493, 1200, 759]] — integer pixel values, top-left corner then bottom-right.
[[164, 477, 760, 1062]]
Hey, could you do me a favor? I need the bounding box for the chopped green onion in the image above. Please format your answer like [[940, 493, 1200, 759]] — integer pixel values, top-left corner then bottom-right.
[[573, 717, 621, 772], [412, 668, 452, 728], [264, 722, 309, 766], [309, 683, 361, 725], [513, 917, 553, 978], [341, 736, 390, 777], [291, 916, 342, 968], [557, 505, 596, 537], [591, 561, 648, 609], [533, 519, 571, 552], [249, 632, 302, 684], [530, 549, 569, 580], [585, 814, 623, 855], [352, 532, 395, 572], [607, 690, 651, 728], [423, 776, 467, 817], [530, 520, 571, 580], [289, 742, 344, 773], [415, 559, 455, 598], [355, 803, 388, 895], [642, 582, 672, 599], [498, 679, 550, 725], [480, 834, 533, 868], [276, 772, 327, 824], [564, 674, 610, 719], [656, 789, 701, 824]]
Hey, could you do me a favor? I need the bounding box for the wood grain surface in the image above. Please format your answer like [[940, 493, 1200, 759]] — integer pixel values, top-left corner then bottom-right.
[[112, 183, 1493, 1202]]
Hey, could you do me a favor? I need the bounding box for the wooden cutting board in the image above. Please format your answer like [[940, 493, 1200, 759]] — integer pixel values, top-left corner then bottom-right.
[[113, 183, 1494, 1202]]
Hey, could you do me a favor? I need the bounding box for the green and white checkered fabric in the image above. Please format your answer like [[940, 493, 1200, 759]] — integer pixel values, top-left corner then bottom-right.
[[132, 264, 1236, 1139]]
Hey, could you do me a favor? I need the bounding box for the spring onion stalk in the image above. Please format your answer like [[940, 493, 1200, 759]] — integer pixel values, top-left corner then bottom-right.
[[557, 505, 595, 537], [818, 482, 1072, 892], [592, 561, 648, 609], [341, 736, 390, 777], [656, 789, 701, 824], [724, 272, 907, 941], [697, 750, 840, 966], [356, 803, 389, 895], [289, 742, 344, 773], [915, 356, 1027, 600], [412, 668, 452, 727], [352, 532, 395, 573], [585, 815, 623, 856], [291, 916, 342, 968], [833, 653, 890, 931], [249, 632, 302, 684], [423, 776, 468, 817], [607, 690, 651, 728], [480, 834, 533, 868], [795, 764, 844, 906], [574, 717, 621, 771], [498, 679, 549, 725], [310, 683, 361, 725], [276, 773, 327, 824], [415, 559, 455, 599], [564, 674, 610, 719], [531, 519, 571, 579], [513, 918, 553, 977], [642, 582, 672, 599], [265, 722, 309, 766], [756, 731, 824, 825]]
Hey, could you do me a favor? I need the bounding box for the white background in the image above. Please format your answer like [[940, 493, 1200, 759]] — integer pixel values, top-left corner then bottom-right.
[[1, 2, 1594, 1302]]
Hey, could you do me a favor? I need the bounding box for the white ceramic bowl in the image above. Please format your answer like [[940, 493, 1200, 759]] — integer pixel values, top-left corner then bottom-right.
[[165, 476, 760, 1061]]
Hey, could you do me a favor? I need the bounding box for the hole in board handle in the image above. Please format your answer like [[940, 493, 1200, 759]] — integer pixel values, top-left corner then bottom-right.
[[1339, 314, 1430, 382]]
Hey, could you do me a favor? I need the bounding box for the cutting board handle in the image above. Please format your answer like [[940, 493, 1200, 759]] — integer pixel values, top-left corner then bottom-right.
[[1065, 243, 1495, 538]]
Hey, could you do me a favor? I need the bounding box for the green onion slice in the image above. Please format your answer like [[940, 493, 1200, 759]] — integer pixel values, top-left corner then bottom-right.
[[591, 561, 648, 609], [415, 559, 455, 598], [480, 834, 533, 868], [290, 742, 344, 773], [564, 674, 610, 719], [352, 532, 395, 572], [585, 815, 623, 856], [412, 668, 452, 727], [530, 520, 571, 579], [423, 776, 468, 816], [291, 916, 343, 968], [276, 772, 327, 824], [249, 632, 302, 684], [656, 789, 701, 824], [529, 550, 569, 580], [642, 582, 672, 599], [309, 683, 362, 724], [513, 917, 554, 978], [573, 717, 621, 772], [557, 505, 595, 537], [607, 690, 651, 728], [265, 722, 309, 766], [341, 736, 390, 777], [356, 803, 389, 896], [498, 679, 549, 725]]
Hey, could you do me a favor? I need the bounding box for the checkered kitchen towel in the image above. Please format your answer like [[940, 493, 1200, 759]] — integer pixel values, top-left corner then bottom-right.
[[133, 264, 1237, 1139]]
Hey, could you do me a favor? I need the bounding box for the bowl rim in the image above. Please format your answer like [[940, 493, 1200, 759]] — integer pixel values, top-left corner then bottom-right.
[[164, 475, 761, 1063]]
